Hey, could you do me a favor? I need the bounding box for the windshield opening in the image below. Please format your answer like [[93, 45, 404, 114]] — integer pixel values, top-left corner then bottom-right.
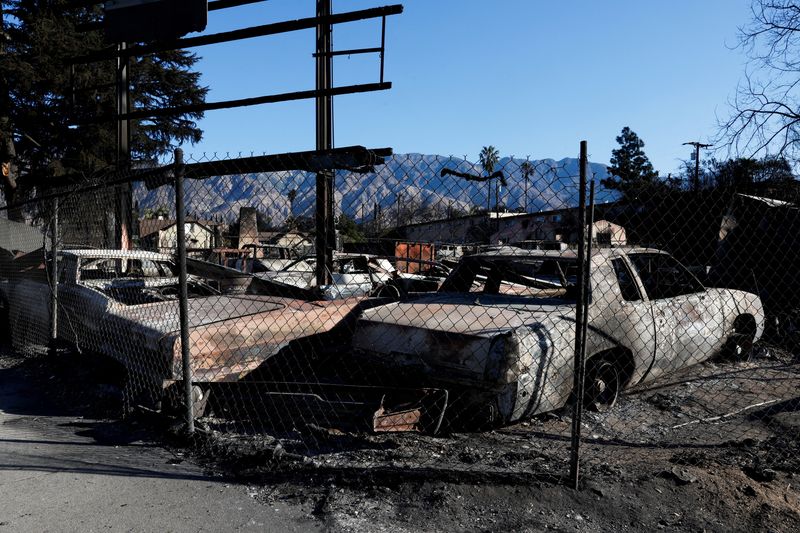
[[441, 257, 579, 301]]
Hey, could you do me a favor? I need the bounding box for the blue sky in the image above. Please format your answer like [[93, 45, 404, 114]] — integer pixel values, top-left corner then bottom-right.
[[189, 0, 753, 174]]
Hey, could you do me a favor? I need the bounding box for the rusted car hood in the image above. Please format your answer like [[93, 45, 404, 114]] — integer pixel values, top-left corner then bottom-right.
[[177, 296, 365, 382], [117, 295, 287, 333], [113, 295, 365, 382]]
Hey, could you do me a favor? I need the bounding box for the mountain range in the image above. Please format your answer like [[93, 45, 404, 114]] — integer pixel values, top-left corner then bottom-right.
[[134, 154, 615, 225]]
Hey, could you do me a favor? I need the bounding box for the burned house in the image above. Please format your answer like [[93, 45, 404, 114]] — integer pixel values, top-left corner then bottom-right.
[[234, 206, 313, 256], [709, 193, 800, 325], [397, 203, 624, 248], [138, 217, 221, 255]]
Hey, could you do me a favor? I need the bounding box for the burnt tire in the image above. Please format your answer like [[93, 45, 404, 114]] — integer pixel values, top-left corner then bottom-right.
[[722, 315, 757, 362], [584, 358, 621, 413], [370, 283, 401, 299]]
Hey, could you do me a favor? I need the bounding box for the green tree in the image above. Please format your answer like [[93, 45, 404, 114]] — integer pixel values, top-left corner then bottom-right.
[[0, 1, 207, 217], [601, 127, 661, 201], [143, 205, 169, 219], [479, 145, 499, 175], [479, 145, 500, 212], [336, 214, 364, 243], [287, 189, 297, 216]]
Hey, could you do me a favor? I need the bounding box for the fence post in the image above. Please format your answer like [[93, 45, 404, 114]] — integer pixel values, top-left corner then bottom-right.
[[49, 197, 59, 348], [569, 141, 589, 489], [174, 148, 194, 434]]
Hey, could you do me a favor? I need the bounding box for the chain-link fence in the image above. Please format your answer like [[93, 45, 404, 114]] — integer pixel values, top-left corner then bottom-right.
[[2, 144, 799, 485]]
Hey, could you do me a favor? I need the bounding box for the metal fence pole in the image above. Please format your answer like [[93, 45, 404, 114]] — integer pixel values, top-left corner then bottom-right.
[[581, 181, 596, 404], [314, 0, 334, 288], [174, 148, 194, 434], [569, 141, 589, 489], [49, 197, 59, 347]]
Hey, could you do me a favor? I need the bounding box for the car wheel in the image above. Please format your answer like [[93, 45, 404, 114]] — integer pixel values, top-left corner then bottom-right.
[[370, 282, 404, 299], [584, 358, 621, 413], [723, 315, 757, 362]]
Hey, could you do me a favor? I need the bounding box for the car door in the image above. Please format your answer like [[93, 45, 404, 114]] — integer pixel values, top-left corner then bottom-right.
[[603, 256, 661, 385], [58, 256, 112, 353], [627, 253, 718, 379]]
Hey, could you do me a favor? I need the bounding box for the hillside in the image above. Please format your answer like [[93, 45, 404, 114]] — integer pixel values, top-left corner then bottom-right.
[[135, 154, 614, 224]]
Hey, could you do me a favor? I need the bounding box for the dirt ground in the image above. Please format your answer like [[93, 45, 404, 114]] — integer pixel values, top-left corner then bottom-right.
[[5, 344, 800, 532]]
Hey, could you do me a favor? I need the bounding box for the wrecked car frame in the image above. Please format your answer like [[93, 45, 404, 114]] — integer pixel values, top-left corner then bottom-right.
[[351, 247, 765, 427], [1, 249, 447, 432], [3, 250, 365, 397]]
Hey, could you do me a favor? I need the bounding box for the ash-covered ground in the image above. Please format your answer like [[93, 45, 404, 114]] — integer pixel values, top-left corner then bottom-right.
[[5, 344, 800, 532]]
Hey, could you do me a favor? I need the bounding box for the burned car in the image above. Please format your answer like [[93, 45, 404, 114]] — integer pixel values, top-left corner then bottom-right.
[[260, 253, 449, 300], [352, 247, 765, 427], [2, 249, 369, 409]]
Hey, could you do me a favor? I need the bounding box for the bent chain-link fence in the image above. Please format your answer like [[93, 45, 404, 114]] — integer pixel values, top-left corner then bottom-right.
[[1, 147, 798, 484]]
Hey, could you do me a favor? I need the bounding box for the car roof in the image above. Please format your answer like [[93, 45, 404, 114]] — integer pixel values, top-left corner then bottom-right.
[[61, 249, 174, 261], [468, 246, 665, 260]]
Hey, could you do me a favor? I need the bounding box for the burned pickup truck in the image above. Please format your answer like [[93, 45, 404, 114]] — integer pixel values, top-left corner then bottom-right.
[[352, 247, 764, 427], [1, 249, 370, 410]]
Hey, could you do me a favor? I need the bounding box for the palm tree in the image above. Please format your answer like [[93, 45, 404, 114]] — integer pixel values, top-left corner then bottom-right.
[[287, 188, 297, 215], [479, 145, 500, 213], [285, 189, 298, 229], [520, 160, 533, 213]]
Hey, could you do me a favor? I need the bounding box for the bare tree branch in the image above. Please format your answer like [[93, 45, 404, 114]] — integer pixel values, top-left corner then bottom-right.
[[719, 0, 800, 161]]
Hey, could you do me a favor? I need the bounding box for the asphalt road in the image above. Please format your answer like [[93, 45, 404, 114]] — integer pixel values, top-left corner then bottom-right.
[[0, 361, 320, 532]]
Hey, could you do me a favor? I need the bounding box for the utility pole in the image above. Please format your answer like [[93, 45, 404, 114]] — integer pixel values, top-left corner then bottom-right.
[[683, 141, 712, 192]]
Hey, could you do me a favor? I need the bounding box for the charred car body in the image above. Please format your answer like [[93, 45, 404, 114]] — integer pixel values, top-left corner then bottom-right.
[[2, 249, 370, 407], [352, 248, 765, 427], [259, 253, 449, 300]]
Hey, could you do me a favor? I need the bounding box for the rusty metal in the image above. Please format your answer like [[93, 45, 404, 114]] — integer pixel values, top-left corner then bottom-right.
[[372, 388, 448, 434], [372, 401, 422, 432], [172, 296, 366, 382], [394, 242, 434, 274]]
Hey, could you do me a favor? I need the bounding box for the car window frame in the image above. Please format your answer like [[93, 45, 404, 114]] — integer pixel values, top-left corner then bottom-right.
[[626, 252, 704, 301], [611, 257, 643, 302]]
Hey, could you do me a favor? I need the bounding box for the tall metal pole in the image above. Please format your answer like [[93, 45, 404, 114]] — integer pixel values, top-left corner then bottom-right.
[[49, 198, 59, 347], [583, 180, 596, 356], [569, 140, 589, 490], [116, 42, 132, 250], [174, 148, 194, 434], [315, 0, 334, 287]]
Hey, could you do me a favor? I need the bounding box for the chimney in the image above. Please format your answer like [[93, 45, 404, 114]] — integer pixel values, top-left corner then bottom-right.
[[238, 207, 259, 250]]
